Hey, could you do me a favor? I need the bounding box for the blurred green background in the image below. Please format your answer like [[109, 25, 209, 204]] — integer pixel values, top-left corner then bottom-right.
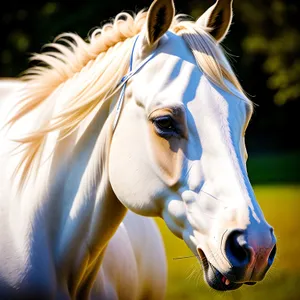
[[1, 0, 299, 299]]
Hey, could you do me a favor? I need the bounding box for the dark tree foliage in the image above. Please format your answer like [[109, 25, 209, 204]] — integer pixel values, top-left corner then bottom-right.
[[0, 0, 299, 155]]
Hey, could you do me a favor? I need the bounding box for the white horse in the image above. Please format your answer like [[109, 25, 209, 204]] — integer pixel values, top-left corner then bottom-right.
[[0, 0, 276, 299]]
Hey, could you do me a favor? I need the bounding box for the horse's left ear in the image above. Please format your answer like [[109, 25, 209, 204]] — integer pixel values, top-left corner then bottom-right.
[[145, 0, 175, 46], [196, 0, 233, 43]]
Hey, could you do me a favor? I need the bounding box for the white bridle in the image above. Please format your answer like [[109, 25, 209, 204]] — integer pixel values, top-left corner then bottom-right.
[[112, 35, 158, 131]]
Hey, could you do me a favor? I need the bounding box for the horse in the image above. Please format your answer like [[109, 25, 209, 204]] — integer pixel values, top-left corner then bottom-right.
[[0, 0, 277, 298]]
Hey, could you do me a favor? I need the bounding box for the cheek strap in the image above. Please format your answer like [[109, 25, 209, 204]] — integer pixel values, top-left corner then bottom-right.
[[112, 35, 158, 131]]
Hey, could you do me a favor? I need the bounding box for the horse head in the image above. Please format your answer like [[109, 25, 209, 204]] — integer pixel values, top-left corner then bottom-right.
[[109, 0, 276, 290]]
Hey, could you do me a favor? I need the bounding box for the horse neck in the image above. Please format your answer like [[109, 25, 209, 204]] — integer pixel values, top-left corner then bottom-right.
[[28, 97, 126, 293]]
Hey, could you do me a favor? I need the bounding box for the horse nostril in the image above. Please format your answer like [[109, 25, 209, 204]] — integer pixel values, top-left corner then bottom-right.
[[268, 244, 277, 264], [225, 230, 251, 267]]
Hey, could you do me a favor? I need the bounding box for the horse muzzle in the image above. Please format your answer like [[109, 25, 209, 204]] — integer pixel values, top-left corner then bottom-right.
[[197, 226, 276, 291], [224, 227, 277, 281]]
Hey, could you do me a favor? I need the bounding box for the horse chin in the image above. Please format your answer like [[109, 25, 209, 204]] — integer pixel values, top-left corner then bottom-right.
[[197, 249, 243, 291]]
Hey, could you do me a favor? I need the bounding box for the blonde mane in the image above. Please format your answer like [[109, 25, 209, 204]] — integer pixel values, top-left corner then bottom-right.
[[8, 10, 249, 185]]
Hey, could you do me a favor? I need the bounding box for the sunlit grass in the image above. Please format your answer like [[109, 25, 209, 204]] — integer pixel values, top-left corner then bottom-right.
[[156, 185, 300, 300]]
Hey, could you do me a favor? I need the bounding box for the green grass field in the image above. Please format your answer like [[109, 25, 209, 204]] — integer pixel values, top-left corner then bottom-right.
[[156, 185, 300, 300]]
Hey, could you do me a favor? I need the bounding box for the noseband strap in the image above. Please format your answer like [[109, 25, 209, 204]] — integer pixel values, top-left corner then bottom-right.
[[112, 36, 157, 131]]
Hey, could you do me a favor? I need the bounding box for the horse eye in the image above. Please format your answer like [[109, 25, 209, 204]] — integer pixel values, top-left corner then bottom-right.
[[153, 116, 175, 130], [152, 115, 181, 138]]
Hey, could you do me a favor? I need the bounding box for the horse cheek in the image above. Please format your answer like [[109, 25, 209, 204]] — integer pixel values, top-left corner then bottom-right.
[[149, 127, 186, 189]]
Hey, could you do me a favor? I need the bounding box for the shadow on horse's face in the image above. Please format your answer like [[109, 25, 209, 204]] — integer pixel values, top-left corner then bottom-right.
[[109, 0, 276, 291]]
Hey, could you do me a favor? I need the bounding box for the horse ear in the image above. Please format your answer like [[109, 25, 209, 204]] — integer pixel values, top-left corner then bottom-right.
[[196, 0, 233, 43], [146, 0, 175, 46]]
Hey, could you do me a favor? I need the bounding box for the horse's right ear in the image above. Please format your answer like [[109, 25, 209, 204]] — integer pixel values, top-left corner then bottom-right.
[[196, 0, 233, 43], [145, 0, 175, 46]]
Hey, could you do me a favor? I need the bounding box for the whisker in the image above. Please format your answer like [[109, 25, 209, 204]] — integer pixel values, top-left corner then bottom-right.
[[173, 254, 199, 260], [186, 262, 202, 285], [200, 189, 224, 203]]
